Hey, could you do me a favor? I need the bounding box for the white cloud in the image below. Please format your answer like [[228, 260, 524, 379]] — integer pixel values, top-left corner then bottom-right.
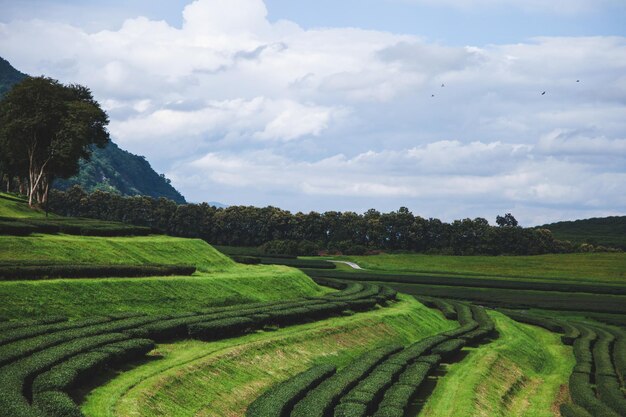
[[0, 0, 624, 223]]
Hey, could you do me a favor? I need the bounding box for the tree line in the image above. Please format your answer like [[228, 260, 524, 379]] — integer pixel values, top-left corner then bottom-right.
[[46, 186, 610, 256]]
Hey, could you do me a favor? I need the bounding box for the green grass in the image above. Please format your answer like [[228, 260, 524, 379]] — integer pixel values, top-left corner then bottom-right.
[[0, 192, 59, 218], [82, 295, 455, 417], [420, 311, 575, 417], [0, 229, 328, 320], [0, 234, 233, 270], [0, 265, 324, 319], [323, 253, 626, 283]]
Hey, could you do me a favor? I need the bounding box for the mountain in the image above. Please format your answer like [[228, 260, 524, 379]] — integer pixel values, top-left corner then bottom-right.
[[54, 142, 186, 203], [0, 57, 27, 96], [538, 216, 626, 250], [0, 56, 186, 203]]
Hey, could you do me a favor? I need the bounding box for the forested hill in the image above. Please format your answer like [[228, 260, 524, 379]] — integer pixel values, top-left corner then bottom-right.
[[0, 57, 27, 96], [54, 142, 186, 203], [0, 56, 186, 203], [538, 216, 626, 250]]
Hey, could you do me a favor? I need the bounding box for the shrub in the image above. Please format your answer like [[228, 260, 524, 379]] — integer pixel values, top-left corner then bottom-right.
[[246, 364, 336, 417], [568, 373, 621, 417], [431, 339, 466, 359], [333, 402, 368, 417], [0, 264, 196, 280], [371, 406, 405, 417], [188, 317, 257, 341], [560, 403, 593, 417], [596, 375, 626, 416], [291, 345, 402, 417], [230, 255, 262, 265], [32, 390, 84, 417]]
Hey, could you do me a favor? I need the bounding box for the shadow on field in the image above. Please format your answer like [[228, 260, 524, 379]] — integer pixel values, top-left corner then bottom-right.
[[72, 354, 163, 405], [405, 349, 471, 417]]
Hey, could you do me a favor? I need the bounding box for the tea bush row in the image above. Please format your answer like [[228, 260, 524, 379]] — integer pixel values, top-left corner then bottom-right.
[[0, 264, 196, 281]]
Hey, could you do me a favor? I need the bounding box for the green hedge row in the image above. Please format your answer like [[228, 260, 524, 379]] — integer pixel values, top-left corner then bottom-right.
[[28, 339, 154, 417], [0, 217, 153, 237], [0, 316, 68, 334], [611, 329, 626, 385], [260, 257, 337, 269], [569, 373, 621, 417], [560, 403, 594, 417], [0, 264, 196, 281], [305, 269, 626, 296], [246, 364, 337, 417], [0, 315, 163, 367], [291, 345, 402, 417], [0, 316, 113, 347], [0, 332, 130, 417]]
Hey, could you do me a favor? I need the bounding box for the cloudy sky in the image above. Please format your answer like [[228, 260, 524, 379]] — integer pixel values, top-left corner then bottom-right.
[[1, 0, 625, 225]]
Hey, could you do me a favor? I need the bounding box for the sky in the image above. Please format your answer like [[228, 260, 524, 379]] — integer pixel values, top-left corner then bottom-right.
[[0, 0, 625, 225]]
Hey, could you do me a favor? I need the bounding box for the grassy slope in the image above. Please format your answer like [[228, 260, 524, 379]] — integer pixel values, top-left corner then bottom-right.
[[325, 253, 626, 283], [82, 296, 455, 417], [0, 234, 233, 270], [420, 311, 574, 417], [0, 192, 59, 218], [0, 265, 323, 319], [0, 199, 325, 319]]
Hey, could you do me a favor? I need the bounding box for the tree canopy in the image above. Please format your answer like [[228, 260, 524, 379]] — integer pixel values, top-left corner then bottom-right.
[[0, 76, 109, 206]]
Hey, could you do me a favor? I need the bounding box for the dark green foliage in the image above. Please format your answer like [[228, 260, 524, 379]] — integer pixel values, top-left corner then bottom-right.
[[230, 255, 262, 265], [0, 333, 129, 417], [0, 216, 152, 237], [0, 317, 110, 347], [188, 317, 257, 341], [307, 269, 626, 296], [48, 188, 584, 255], [259, 257, 336, 269], [0, 57, 27, 98], [593, 329, 616, 377], [247, 365, 336, 417], [431, 338, 466, 359], [0, 264, 195, 280], [371, 406, 405, 417], [0, 220, 36, 236], [333, 402, 368, 417], [611, 329, 626, 385], [568, 373, 621, 417], [539, 216, 626, 250], [560, 403, 594, 417], [291, 345, 402, 417], [397, 361, 434, 387], [32, 390, 84, 417], [0, 316, 68, 334], [54, 141, 186, 203], [561, 322, 581, 345], [596, 375, 626, 416]]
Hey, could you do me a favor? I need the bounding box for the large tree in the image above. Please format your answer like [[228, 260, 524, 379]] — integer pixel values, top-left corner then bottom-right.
[[0, 77, 109, 207]]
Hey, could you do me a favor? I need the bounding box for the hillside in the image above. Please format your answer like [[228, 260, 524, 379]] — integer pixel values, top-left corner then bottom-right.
[[0, 56, 185, 203], [538, 216, 626, 250], [53, 141, 186, 203]]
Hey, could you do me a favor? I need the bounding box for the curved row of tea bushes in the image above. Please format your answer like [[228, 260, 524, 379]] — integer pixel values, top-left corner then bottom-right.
[[363, 300, 496, 417], [290, 345, 403, 417], [0, 281, 396, 417], [29, 338, 155, 417], [498, 310, 624, 417], [0, 264, 196, 281], [246, 365, 337, 417], [265, 298, 495, 417]]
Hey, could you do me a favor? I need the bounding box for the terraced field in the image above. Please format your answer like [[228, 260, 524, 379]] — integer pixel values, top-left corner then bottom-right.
[[1, 194, 624, 417]]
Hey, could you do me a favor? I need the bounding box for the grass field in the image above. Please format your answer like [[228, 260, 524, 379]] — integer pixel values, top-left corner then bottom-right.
[[0, 192, 59, 218], [0, 265, 324, 319], [322, 252, 626, 283], [0, 234, 233, 270], [82, 295, 454, 417], [420, 311, 574, 417]]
